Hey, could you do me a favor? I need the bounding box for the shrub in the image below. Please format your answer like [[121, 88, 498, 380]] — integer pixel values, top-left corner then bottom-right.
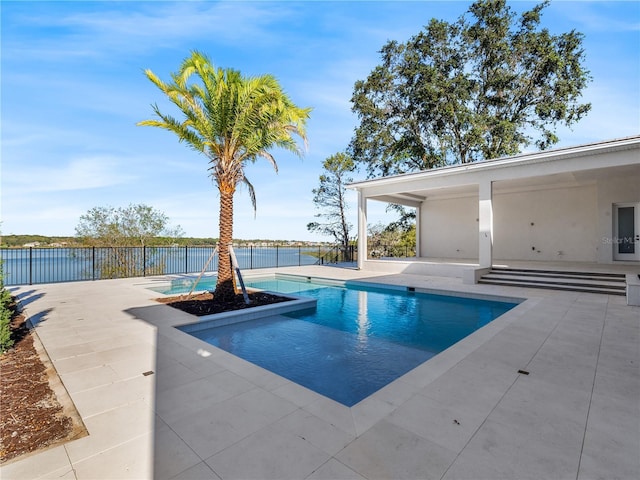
[[0, 260, 14, 353]]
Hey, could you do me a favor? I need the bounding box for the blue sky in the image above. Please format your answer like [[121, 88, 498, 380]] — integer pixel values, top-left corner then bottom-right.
[[2, 1, 639, 241]]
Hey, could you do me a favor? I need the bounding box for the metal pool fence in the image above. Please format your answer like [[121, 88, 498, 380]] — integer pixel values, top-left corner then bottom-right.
[[0, 245, 353, 286]]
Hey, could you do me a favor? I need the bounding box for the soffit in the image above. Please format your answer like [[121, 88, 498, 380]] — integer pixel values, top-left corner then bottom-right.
[[351, 136, 640, 202]]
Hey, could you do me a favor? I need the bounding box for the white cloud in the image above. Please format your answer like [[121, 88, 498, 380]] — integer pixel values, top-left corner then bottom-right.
[[554, 1, 640, 32], [3, 1, 293, 62], [4, 156, 137, 194]]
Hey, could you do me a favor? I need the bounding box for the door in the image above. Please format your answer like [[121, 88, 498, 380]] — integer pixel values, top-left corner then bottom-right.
[[613, 203, 640, 261]]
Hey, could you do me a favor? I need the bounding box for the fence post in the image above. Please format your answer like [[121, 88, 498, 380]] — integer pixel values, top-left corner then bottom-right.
[[143, 246, 147, 277], [29, 247, 33, 285], [250, 246, 253, 270], [298, 246, 301, 266], [185, 246, 188, 274], [276, 245, 279, 268]]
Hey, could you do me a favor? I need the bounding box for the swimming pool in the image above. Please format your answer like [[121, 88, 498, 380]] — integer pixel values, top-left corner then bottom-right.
[[175, 276, 520, 406]]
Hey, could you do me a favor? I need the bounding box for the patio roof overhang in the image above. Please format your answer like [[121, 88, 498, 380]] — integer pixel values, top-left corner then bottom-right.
[[347, 135, 640, 206]]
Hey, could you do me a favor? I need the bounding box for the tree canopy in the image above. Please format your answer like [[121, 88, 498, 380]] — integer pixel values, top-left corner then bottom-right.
[[138, 51, 310, 299], [350, 0, 591, 177], [307, 152, 355, 256], [74, 204, 183, 278], [75, 204, 183, 247]]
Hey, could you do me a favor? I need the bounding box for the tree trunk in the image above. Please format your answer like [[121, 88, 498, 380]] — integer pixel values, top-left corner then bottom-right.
[[215, 184, 236, 301]]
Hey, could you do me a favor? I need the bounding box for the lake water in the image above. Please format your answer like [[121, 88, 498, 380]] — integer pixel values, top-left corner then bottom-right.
[[0, 246, 322, 285]]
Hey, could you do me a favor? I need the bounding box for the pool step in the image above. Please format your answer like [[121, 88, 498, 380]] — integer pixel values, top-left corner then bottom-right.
[[479, 268, 627, 296]]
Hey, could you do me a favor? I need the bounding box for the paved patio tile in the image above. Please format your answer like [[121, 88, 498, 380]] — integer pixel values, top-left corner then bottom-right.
[[5, 269, 639, 480], [107, 355, 157, 381], [303, 396, 356, 437], [205, 420, 331, 480], [444, 416, 581, 480], [0, 445, 70, 480], [45, 342, 95, 361], [59, 364, 121, 394], [387, 393, 485, 453], [336, 419, 457, 480], [153, 417, 202, 480], [488, 375, 591, 439], [578, 396, 640, 480], [305, 459, 366, 480], [469, 323, 549, 370], [53, 343, 156, 375], [168, 461, 221, 480], [64, 399, 154, 465], [167, 388, 298, 459], [578, 389, 640, 480], [155, 370, 255, 424], [369, 377, 421, 407], [593, 363, 640, 402], [271, 378, 325, 407], [153, 356, 207, 392], [419, 356, 517, 422], [271, 409, 355, 457], [212, 353, 291, 392], [72, 373, 154, 418], [72, 432, 153, 479], [351, 396, 400, 437], [156, 335, 228, 379]]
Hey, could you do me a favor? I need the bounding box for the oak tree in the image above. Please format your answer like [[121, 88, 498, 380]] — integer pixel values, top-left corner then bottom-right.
[[350, 0, 591, 177]]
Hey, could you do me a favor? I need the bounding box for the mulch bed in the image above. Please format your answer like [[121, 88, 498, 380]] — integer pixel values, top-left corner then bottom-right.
[[0, 302, 82, 464], [156, 291, 291, 316]]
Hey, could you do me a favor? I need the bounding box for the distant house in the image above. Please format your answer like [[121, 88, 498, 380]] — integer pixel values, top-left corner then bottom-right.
[[23, 242, 42, 247], [348, 135, 640, 280]]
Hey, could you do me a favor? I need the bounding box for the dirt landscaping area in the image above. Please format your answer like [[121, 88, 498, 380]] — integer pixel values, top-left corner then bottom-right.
[[0, 303, 86, 465]]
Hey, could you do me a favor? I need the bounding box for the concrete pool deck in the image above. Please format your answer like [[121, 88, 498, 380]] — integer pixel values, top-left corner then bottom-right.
[[1, 266, 638, 479]]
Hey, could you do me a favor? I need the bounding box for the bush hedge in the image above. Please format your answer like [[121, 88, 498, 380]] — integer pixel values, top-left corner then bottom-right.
[[0, 261, 14, 353]]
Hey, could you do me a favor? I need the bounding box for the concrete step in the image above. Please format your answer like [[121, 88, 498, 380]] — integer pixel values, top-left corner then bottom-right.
[[490, 267, 626, 281], [480, 268, 627, 296], [482, 273, 626, 289]]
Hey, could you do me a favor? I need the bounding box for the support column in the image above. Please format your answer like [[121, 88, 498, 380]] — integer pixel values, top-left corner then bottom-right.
[[478, 181, 493, 268], [357, 190, 368, 270], [415, 204, 422, 258]]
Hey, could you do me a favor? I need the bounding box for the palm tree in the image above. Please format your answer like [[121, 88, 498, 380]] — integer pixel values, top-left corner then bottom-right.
[[138, 51, 310, 300]]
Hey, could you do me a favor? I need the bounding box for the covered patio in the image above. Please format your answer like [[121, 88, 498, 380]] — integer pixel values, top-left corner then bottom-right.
[[349, 135, 640, 280]]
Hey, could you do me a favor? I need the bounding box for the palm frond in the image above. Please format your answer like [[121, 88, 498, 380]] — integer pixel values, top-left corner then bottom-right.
[[241, 176, 258, 216]]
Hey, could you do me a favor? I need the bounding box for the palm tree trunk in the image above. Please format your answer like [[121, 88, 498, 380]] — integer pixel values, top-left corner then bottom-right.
[[215, 184, 236, 301]]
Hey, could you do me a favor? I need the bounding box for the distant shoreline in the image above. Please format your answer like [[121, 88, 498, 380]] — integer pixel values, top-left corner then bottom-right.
[[0, 234, 332, 249]]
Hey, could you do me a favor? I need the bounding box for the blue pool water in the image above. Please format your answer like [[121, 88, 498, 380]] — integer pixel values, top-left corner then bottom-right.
[[176, 277, 519, 406]]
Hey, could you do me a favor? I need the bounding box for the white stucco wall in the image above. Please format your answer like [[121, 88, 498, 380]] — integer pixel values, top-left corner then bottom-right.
[[417, 174, 639, 264], [492, 184, 598, 262], [420, 195, 478, 259], [596, 173, 640, 263]]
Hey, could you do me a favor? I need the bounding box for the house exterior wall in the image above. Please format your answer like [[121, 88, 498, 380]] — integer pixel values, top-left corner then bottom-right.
[[420, 195, 479, 259], [596, 173, 640, 263], [492, 184, 598, 262], [417, 172, 639, 264]]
